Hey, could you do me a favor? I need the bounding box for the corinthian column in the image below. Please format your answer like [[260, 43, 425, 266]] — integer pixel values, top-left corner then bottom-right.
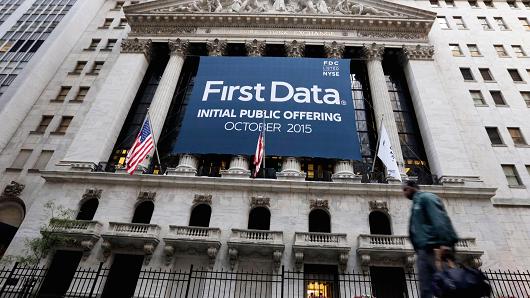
[[245, 39, 266, 57], [60, 39, 152, 171], [206, 39, 227, 56], [362, 43, 405, 180], [139, 39, 189, 172]]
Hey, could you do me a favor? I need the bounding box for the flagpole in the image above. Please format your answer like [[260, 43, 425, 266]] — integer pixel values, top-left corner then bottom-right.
[[262, 111, 266, 170], [371, 114, 384, 175], [146, 109, 163, 173]]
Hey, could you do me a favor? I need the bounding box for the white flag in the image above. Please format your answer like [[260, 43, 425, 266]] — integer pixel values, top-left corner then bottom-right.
[[377, 124, 402, 181]]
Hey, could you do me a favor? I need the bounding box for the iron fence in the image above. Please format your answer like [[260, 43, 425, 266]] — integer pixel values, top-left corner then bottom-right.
[[0, 263, 528, 297]]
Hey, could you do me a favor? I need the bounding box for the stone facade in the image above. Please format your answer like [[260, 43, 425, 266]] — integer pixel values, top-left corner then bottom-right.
[[0, 0, 529, 275]]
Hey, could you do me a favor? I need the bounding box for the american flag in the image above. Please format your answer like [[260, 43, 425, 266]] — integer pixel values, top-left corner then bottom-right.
[[252, 131, 264, 177], [126, 118, 154, 175]]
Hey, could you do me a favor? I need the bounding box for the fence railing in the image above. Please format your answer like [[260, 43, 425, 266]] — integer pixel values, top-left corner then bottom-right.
[[0, 262, 528, 297]]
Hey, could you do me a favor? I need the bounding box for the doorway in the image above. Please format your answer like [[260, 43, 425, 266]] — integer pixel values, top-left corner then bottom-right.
[[101, 254, 144, 298], [304, 264, 338, 298], [370, 266, 408, 298], [38, 250, 83, 297]]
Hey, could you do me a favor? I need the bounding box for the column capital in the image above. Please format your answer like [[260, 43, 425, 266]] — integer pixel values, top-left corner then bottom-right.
[[285, 40, 305, 57], [324, 41, 345, 59], [402, 44, 435, 61], [206, 38, 227, 56], [362, 43, 385, 61], [121, 38, 152, 59], [245, 39, 266, 57], [168, 39, 189, 57]]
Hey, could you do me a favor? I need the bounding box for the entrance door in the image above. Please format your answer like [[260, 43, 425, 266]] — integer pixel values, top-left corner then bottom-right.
[[370, 266, 408, 298], [38, 250, 83, 297], [101, 254, 144, 298], [304, 264, 338, 298]]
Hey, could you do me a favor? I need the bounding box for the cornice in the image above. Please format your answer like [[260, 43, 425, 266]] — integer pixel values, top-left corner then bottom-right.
[[41, 171, 497, 201]]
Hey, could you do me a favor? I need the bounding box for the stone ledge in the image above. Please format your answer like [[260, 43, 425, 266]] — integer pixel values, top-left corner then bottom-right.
[[491, 198, 530, 207], [40, 170, 497, 200]]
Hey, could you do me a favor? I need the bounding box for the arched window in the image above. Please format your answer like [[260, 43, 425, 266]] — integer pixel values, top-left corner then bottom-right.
[[369, 211, 392, 235], [76, 198, 98, 220], [189, 204, 211, 227], [0, 200, 25, 257], [309, 209, 330, 233], [131, 201, 154, 224], [247, 207, 270, 230]]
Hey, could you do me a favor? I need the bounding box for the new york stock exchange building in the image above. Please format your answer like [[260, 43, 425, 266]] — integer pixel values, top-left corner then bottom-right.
[[0, 0, 529, 297]]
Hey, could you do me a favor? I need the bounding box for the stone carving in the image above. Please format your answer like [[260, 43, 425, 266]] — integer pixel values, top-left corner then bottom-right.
[[294, 251, 304, 271], [207, 246, 219, 269], [206, 38, 227, 56], [131, 26, 197, 35], [138, 191, 156, 201], [228, 247, 238, 270], [0, 181, 25, 200], [310, 199, 329, 211], [324, 41, 345, 58], [121, 38, 152, 58], [369, 200, 388, 213], [338, 252, 348, 272], [285, 40, 305, 57], [245, 39, 266, 56], [251, 196, 270, 208], [152, 0, 398, 16], [273, 250, 283, 271], [193, 194, 212, 206], [402, 44, 435, 60], [359, 31, 425, 40], [82, 188, 102, 201], [362, 43, 384, 61], [169, 39, 190, 56], [163, 245, 175, 265], [360, 253, 370, 272]]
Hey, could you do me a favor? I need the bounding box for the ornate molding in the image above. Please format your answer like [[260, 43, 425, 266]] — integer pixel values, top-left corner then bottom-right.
[[402, 44, 434, 61], [294, 251, 304, 271], [206, 38, 227, 56], [310, 199, 329, 211], [1, 181, 24, 200], [369, 200, 388, 213], [245, 39, 266, 57], [131, 26, 196, 36], [324, 41, 345, 58], [120, 38, 152, 59], [228, 247, 238, 270], [285, 40, 305, 57], [193, 194, 212, 206], [362, 43, 384, 61], [138, 191, 156, 201], [359, 31, 425, 40], [82, 188, 102, 201], [251, 196, 270, 208], [168, 39, 189, 57]]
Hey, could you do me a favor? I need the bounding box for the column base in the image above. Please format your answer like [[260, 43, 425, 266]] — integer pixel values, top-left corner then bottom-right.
[[69, 162, 97, 172], [115, 165, 146, 175], [439, 175, 483, 187], [331, 173, 362, 183], [276, 171, 306, 181], [166, 166, 197, 176], [220, 169, 251, 178]]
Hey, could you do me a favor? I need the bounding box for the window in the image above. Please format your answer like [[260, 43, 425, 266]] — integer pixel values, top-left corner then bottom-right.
[[9, 149, 32, 169], [494, 45, 509, 57], [70, 61, 86, 74], [54, 116, 72, 134], [494, 17, 509, 30], [114, 1, 124, 9], [508, 69, 524, 82], [437, 16, 450, 29], [76, 198, 99, 221], [34, 115, 53, 133], [521, 91, 530, 107], [247, 207, 271, 230], [445, 0, 455, 7], [507, 0, 517, 8], [101, 18, 113, 28], [484, 0, 494, 7], [454, 16, 467, 29], [85, 39, 100, 51], [54, 86, 70, 101], [486, 127, 504, 145], [369, 211, 392, 235], [470, 90, 486, 105], [103, 39, 117, 51], [132, 201, 154, 224], [512, 45, 527, 57], [189, 204, 212, 227], [502, 164, 523, 186], [508, 127, 527, 145], [468, 0, 478, 7], [520, 18, 530, 30], [308, 209, 330, 233], [479, 68, 494, 81], [30, 150, 53, 171], [467, 44, 481, 56], [430, 0, 440, 7], [450, 44, 463, 56], [73, 87, 89, 102], [460, 67, 474, 80], [478, 17, 492, 29], [116, 18, 127, 28], [490, 90, 507, 105], [88, 61, 104, 75]]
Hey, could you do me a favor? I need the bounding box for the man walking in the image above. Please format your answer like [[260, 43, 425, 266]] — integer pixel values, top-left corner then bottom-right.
[[403, 180, 458, 298]]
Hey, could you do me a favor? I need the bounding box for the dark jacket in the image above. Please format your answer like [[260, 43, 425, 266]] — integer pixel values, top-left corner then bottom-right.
[[408, 191, 458, 250]]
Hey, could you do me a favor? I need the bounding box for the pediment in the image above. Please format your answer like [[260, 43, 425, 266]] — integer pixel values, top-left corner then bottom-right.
[[126, 0, 435, 19]]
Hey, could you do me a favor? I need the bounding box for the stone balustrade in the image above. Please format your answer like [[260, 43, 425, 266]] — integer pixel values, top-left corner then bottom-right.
[[101, 222, 161, 264], [230, 229, 283, 244], [358, 234, 412, 250], [42, 219, 103, 258], [227, 229, 285, 271], [107, 222, 161, 237], [164, 225, 222, 267], [294, 232, 348, 247], [168, 225, 221, 239]]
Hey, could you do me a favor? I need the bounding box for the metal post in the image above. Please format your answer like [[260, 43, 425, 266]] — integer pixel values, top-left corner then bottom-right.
[[0, 262, 18, 295], [184, 264, 194, 298], [88, 262, 104, 298], [281, 266, 284, 298]]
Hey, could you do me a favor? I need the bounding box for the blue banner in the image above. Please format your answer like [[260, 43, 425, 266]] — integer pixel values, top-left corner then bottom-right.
[[172, 57, 361, 160]]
